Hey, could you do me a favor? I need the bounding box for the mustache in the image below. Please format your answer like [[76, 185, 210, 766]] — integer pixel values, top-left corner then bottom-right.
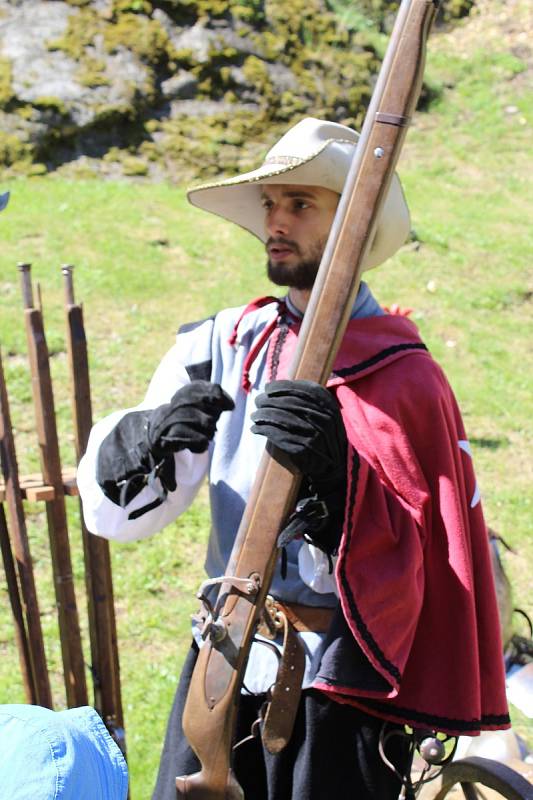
[[266, 237, 301, 254]]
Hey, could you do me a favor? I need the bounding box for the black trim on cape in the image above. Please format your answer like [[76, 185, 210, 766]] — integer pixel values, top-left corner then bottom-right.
[[333, 342, 428, 380], [348, 696, 511, 733], [337, 450, 402, 685], [327, 424, 511, 736]]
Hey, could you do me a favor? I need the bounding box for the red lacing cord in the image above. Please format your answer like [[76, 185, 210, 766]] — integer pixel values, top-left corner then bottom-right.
[[228, 296, 280, 346], [228, 295, 293, 393]]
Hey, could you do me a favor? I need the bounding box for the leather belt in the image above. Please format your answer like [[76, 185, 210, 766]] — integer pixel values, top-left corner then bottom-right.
[[273, 601, 335, 633]]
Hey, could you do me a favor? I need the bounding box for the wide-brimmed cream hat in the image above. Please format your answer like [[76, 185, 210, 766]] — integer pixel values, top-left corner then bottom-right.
[[187, 117, 410, 270]]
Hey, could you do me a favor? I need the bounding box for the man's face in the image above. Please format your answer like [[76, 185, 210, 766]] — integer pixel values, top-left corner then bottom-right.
[[261, 184, 339, 290]]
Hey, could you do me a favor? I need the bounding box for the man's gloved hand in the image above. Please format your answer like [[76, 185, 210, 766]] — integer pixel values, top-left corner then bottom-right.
[[97, 381, 234, 511], [251, 379, 348, 557], [251, 379, 347, 487], [147, 381, 235, 459]]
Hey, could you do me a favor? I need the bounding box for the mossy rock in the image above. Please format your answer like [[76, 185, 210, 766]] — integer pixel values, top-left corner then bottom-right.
[[0, 58, 14, 110], [102, 13, 169, 64], [242, 54, 270, 85], [33, 96, 69, 115], [28, 162, 49, 176], [231, 3, 263, 23], [138, 140, 159, 161], [77, 58, 112, 88], [46, 8, 101, 61], [14, 106, 35, 121], [113, 0, 387, 178], [102, 146, 123, 163], [144, 118, 161, 134], [0, 0, 469, 174], [155, 109, 280, 180], [113, 0, 153, 13], [440, 0, 474, 21], [92, 102, 137, 124], [0, 132, 33, 167], [121, 154, 150, 175]]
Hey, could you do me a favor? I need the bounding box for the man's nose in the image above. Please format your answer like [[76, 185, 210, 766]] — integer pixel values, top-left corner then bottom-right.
[[266, 206, 290, 237]]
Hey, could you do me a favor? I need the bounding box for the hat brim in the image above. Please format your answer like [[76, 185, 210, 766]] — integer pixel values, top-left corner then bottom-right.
[[187, 144, 410, 270]]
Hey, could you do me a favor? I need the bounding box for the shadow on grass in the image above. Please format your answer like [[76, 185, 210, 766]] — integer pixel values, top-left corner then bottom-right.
[[470, 437, 510, 450]]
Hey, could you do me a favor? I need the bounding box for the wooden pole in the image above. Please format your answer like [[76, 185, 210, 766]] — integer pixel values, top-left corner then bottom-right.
[[18, 263, 87, 708], [0, 347, 52, 707], [62, 264, 126, 753], [0, 502, 36, 704]]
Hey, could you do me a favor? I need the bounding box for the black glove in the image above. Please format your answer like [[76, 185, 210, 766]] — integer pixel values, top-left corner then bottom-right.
[[251, 379, 348, 556], [146, 381, 235, 459], [97, 381, 234, 513]]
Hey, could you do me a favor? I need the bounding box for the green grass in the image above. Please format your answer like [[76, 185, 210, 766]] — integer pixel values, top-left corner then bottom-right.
[[0, 1, 532, 795]]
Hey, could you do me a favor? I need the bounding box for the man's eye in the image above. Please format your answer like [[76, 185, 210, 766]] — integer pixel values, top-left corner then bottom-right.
[[261, 198, 273, 210], [294, 200, 310, 210]]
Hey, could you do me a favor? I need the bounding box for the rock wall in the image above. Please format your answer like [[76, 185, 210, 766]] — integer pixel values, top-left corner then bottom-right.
[[0, 0, 451, 180]]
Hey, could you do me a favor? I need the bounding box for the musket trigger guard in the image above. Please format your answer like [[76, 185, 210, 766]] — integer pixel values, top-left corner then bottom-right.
[[196, 573, 261, 607], [194, 572, 263, 640]]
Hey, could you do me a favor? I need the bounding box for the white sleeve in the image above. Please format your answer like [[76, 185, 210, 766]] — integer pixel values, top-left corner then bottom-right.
[[77, 347, 209, 543]]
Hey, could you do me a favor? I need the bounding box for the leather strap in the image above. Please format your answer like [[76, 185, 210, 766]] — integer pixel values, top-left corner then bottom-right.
[[256, 599, 335, 754], [274, 601, 335, 633], [261, 608, 305, 754]]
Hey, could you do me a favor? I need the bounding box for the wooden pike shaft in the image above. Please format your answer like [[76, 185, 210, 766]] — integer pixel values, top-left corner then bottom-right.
[[0, 502, 37, 704], [18, 263, 88, 708], [62, 265, 126, 752], [177, 0, 438, 796], [0, 348, 52, 707]]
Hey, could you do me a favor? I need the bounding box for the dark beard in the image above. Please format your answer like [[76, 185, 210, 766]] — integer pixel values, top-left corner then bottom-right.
[[266, 237, 325, 290]]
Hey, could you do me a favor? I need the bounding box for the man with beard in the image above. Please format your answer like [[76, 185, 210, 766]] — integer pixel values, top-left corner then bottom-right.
[[78, 118, 509, 800]]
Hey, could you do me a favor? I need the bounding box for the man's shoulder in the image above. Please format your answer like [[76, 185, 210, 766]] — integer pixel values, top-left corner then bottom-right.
[[332, 315, 432, 383], [176, 310, 230, 340], [178, 298, 280, 343], [178, 297, 278, 345], [334, 314, 456, 414], [177, 316, 215, 336]]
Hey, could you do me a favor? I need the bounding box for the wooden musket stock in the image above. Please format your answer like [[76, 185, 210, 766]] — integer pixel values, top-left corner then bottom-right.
[[176, 0, 438, 796]]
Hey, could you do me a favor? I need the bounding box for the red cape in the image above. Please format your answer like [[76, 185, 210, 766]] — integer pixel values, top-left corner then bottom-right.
[[269, 313, 510, 735]]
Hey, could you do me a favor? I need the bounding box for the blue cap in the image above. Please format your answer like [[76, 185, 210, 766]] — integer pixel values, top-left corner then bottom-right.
[[0, 704, 128, 800], [0, 192, 9, 211]]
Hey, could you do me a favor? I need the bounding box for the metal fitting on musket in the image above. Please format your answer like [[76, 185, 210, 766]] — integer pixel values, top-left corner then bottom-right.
[[195, 572, 262, 643], [205, 618, 227, 643]]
